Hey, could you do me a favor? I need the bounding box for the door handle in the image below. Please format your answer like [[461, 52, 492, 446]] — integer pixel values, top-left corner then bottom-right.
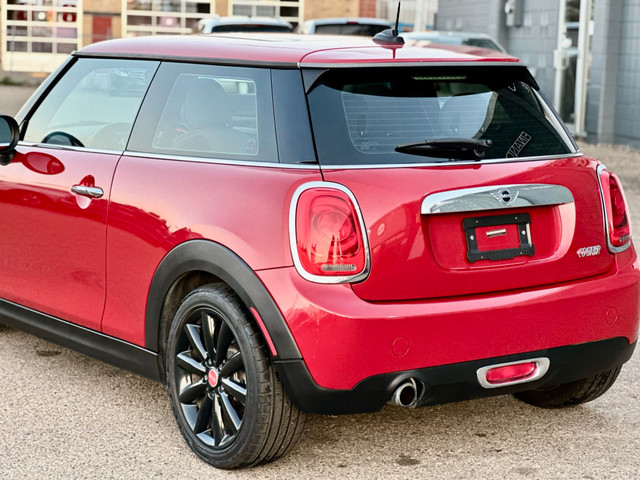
[[71, 185, 104, 198]]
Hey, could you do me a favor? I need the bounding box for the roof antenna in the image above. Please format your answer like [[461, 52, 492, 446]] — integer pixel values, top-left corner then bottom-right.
[[373, 1, 405, 46]]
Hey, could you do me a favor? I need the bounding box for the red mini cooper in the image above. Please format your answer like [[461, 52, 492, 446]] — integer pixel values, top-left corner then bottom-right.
[[0, 32, 637, 469]]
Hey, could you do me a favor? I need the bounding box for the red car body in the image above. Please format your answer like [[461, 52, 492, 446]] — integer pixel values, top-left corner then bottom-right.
[[0, 33, 637, 467]]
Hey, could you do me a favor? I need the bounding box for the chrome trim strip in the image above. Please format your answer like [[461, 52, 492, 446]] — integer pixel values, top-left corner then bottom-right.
[[596, 163, 631, 254], [18, 143, 321, 170], [123, 150, 321, 170], [476, 357, 550, 389], [421, 184, 574, 215], [288, 181, 371, 284], [314, 152, 583, 170], [19, 141, 122, 156]]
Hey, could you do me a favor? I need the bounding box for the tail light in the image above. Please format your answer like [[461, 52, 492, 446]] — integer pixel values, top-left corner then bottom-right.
[[290, 182, 370, 283], [598, 165, 632, 253]]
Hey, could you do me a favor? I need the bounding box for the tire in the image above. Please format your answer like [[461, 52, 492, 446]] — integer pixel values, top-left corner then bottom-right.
[[514, 366, 621, 409], [166, 283, 305, 469]]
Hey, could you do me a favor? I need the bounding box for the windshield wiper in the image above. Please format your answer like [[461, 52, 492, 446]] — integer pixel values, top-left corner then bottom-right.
[[395, 138, 493, 161]]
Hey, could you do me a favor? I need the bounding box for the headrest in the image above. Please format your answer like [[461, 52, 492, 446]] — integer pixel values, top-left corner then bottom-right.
[[182, 77, 231, 129]]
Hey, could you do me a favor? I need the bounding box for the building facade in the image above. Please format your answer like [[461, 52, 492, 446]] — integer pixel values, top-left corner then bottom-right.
[[0, 0, 377, 73], [436, 0, 640, 147]]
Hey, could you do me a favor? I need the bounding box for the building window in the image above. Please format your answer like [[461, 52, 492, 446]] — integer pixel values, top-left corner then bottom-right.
[[1, 0, 82, 72], [230, 0, 301, 26], [123, 0, 215, 36]]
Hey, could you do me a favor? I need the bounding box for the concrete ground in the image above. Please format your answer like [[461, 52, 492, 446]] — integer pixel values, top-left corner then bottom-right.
[[0, 85, 639, 479]]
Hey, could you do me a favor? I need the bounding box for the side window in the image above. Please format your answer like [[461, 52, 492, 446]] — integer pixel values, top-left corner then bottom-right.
[[128, 63, 277, 162], [23, 58, 159, 151]]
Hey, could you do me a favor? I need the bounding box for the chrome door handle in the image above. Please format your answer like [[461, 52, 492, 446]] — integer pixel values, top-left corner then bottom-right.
[[71, 185, 104, 198]]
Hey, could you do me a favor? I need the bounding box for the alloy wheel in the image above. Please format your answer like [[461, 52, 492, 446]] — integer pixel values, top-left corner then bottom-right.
[[173, 307, 247, 449]]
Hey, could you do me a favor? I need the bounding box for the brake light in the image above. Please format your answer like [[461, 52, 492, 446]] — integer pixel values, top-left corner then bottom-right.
[[598, 166, 631, 252], [290, 183, 370, 283]]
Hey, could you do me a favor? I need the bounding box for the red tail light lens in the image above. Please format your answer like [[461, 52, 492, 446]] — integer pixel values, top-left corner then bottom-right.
[[291, 184, 369, 283], [599, 167, 631, 251]]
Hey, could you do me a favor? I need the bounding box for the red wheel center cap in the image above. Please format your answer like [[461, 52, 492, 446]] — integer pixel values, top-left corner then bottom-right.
[[207, 370, 219, 387]]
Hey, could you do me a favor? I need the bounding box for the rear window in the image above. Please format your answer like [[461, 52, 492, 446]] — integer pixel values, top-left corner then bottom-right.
[[204, 24, 292, 33], [313, 23, 390, 36], [306, 67, 575, 166]]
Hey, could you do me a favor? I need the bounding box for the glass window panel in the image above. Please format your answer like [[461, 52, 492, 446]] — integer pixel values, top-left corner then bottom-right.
[[308, 67, 574, 165], [24, 58, 159, 151], [128, 63, 277, 163]]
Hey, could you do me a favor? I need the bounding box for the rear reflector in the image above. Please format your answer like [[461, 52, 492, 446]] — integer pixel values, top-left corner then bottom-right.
[[477, 357, 550, 389], [485, 362, 537, 384]]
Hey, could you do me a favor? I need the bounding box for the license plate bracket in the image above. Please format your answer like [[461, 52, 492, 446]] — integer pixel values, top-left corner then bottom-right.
[[463, 213, 534, 263]]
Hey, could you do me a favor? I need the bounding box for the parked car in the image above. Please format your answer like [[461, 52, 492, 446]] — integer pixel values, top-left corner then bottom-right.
[[298, 17, 393, 36], [402, 30, 507, 53], [0, 33, 637, 469], [196, 15, 293, 34]]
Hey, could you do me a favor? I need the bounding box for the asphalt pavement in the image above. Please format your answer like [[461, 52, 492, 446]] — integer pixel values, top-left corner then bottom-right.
[[1, 85, 639, 479]]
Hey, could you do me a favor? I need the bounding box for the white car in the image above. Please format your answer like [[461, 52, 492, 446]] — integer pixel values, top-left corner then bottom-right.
[[196, 16, 293, 34], [402, 30, 507, 53], [298, 17, 393, 36]]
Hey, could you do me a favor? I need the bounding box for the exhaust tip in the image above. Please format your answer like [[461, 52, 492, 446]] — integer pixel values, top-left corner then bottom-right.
[[389, 378, 421, 408]]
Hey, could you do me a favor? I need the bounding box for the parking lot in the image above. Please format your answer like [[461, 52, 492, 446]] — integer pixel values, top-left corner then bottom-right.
[[1, 85, 639, 479]]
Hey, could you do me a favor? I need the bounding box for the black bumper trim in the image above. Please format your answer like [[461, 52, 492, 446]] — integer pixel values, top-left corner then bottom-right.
[[275, 338, 636, 414]]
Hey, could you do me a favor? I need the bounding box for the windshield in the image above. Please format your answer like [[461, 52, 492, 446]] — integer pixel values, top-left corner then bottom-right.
[[306, 66, 575, 166]]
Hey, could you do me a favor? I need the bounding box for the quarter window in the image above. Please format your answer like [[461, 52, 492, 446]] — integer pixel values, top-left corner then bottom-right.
[[23, 58, 159, 151], [128, 63, 277, 163]]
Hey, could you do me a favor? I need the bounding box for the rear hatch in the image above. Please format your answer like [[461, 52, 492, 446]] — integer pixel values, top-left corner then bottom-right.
[[304, 64, 612, 301]]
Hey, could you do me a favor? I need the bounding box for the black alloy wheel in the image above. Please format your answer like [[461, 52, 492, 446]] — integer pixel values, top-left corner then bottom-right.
[[173, 303, 246, 448], [166, 283, 305, 469]]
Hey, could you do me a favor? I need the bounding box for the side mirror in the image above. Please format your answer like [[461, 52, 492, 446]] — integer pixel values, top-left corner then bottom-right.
[[0, 115, 20, 165]]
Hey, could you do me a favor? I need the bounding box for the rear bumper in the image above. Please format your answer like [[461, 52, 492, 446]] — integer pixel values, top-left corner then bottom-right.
[[275, 338, 636, 414], [258, 256, 640, 392]]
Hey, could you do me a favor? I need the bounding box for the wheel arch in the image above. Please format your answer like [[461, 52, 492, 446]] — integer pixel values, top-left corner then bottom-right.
[[145, 240, 301, 380]]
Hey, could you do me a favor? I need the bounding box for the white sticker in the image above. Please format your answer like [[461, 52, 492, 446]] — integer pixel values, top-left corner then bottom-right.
[[506, 131, 532, 158]]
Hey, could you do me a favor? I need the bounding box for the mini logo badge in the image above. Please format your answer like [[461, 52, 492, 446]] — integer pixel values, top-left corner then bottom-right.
[[491, 188, 518, 205], [207, 370, 219, 387], [577, 245, 601, 258], [499, 189, 512, 203]]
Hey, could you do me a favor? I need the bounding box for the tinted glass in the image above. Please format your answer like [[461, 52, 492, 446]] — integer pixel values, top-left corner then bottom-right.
[[208, 24, 292, 33], [314, 23, 389, 36], [463, 38, 503, 52], [129, 63, 277, 162], [23, 58, 158, 151], [0, 118, 12, 147], [306, 67, 574, 165]]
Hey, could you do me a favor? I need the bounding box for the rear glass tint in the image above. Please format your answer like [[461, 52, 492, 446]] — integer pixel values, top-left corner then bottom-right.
[[313, 23, 390, 36], [306, 67, 574, 166]]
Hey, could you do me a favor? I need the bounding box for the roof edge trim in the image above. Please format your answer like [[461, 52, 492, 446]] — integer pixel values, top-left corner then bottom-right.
[[73, 51, 299, 69]]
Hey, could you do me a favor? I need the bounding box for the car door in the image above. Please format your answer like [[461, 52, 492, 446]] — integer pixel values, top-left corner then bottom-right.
[[0, 57, 159, 331]]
